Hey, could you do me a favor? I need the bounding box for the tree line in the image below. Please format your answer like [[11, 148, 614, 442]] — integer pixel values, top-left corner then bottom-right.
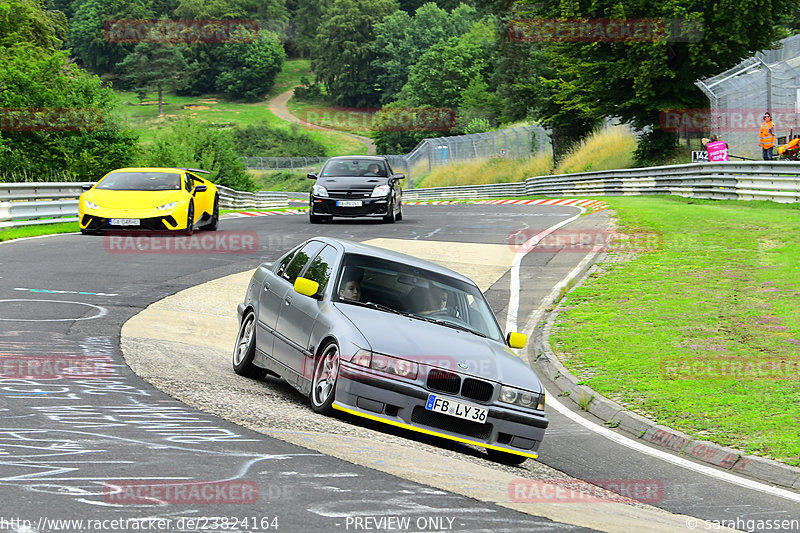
[[1, 0, 794, 185]]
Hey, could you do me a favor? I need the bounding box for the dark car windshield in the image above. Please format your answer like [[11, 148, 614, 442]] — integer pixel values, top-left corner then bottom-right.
[[335, 253, 504, 342], [96, 172, 182, 191], [321, 159, 387, 177]]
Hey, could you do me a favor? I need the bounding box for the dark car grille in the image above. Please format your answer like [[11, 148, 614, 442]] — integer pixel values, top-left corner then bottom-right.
[[461, 378, 494, 402], [328, 190, 373, 198], [411, 406, 492, 439], [427, 369, 460, 394], [83, 215, 177, 231]]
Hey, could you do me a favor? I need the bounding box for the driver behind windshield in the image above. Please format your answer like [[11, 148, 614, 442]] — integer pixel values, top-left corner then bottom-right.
[[338, 270, 362, 301]]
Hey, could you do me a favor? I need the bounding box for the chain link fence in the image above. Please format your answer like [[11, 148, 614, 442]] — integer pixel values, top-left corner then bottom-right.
[[696, 34, 800, 160], [241, 124, 552, 182]]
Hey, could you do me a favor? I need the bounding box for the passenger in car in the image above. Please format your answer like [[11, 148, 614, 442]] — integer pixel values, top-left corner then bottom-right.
[[339, 272, 362, 301]]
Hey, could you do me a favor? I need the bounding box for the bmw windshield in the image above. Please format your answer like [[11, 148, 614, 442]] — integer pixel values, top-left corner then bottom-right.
[[335, 253, 505, 342]]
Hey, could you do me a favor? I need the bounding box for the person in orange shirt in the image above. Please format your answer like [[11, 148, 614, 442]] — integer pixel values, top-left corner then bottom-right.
[[759, 112, 776, 160]]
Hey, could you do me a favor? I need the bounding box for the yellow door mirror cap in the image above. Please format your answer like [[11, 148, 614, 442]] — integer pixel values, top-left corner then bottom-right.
[[507, 332, 527, 349], [294, 277, 320, 297]]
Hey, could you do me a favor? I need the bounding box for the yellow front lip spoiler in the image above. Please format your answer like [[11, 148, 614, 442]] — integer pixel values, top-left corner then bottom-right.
[[332, 402, 538, 459]]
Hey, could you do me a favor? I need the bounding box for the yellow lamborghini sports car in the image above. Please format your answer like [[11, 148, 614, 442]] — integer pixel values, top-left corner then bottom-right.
[[79, 167, 219, 234]]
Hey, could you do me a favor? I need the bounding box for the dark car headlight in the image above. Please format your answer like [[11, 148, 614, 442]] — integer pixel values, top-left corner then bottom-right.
[[352, 349, 418, 379], [499, 385, 545, 411], [312, 184, 329, 197], [371, 185, 391, 197]]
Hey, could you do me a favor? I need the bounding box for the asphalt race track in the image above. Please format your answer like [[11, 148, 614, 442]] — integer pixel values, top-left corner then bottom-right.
[[0, 203, 798, 533]]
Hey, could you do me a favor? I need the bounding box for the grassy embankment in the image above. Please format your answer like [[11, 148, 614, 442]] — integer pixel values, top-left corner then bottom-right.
[[115, 59, 365, 157], [413, 124, 639, 188], [550, 197, 800, 466]]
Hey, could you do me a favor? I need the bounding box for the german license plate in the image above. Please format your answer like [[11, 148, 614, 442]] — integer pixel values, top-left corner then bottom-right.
[[425, 394, 487, 424], [336, 200, 362, 207], [110, 218, 140, 226]]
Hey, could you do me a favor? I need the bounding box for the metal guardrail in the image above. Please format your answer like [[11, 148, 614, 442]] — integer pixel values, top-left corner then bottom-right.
[[403, 161, 800, 203], [5, 161, 799, 227], [216, 185, 288, 209], [0, 183, 289, 228]]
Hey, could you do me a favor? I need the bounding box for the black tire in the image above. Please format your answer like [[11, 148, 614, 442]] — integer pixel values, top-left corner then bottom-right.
[[232, 311, 264, 378], [395, 202, 403, 221], [382, 200, 396, 223], [184, 201, 195, 235], [309, 211, 322, 224], [486, 448, 528, 466], [202, 195, 219, 231], [310, 341, 340, 414]]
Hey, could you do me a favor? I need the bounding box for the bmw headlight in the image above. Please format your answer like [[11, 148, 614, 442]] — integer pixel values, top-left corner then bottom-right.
[[499, 385, 545, 410], [312, 184, 329, 197], [84, 199, 99, 210], [157, 201, 178, 211], [371, 184, 391, 197]]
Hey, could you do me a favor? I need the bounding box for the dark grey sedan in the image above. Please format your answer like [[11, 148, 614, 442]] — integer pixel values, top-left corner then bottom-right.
[[233, 237, 548, 464]]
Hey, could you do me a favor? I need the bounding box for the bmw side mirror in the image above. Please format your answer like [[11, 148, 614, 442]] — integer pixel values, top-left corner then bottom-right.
[[507, 332, 527, 349], [392, 173, 405, 180]]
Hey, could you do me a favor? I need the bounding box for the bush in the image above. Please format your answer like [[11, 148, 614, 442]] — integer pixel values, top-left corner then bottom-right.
[[141, 118, 256, 191], [232, 121, 326, 157]]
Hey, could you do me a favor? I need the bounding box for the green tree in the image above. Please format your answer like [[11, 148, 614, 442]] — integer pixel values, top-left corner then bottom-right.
[[1, 0, 66, 49], [312, 0, 397, 107], [116, 41, 191, 115], [509, 0, 791, 163], [401, 19, 494, 109], [68, 0, 152, 74], [286, 0, 332, 57], [143, 118, 255, 191], [215, 30, 285, 101], [371, 2, 479, 104], [0, 45, 139, 180]]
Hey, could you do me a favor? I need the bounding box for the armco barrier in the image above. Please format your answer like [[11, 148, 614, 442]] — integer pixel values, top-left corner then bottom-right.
[[6, 161, 800, 227], [0, 182, 288, 228], [402, 161, 800, 203]]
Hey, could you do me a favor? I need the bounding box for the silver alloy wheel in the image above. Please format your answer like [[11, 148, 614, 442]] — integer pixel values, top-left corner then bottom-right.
[[233, 314, 255, 367], [312, 343, 339, 410]]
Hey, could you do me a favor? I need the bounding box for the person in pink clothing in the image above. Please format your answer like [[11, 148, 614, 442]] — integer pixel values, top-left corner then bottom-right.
[[706, 134, 729, 161]]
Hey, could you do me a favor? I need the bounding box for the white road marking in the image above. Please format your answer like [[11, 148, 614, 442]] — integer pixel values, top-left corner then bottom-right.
[[505, 207, 585, 334]]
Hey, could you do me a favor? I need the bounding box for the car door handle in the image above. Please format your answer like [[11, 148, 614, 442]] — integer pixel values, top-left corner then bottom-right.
[[263, 282, 270, 291], [284, 296, 292, 305]]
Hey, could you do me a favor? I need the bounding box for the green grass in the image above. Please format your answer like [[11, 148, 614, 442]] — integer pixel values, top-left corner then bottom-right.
[[113, 59, 365, 157], [0, 222, 79, 242], [286, 96, 374, 138], [269, 58, 312, 98], [249, 170, 312, 192], [549, 196, 800, 465], [413, 153, 554, 189]]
